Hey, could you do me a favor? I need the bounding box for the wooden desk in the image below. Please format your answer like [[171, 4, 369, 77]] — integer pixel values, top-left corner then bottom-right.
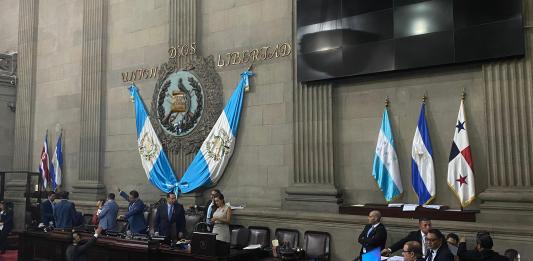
[[339, 204, 479, 222], [18, 231, 264, 261]]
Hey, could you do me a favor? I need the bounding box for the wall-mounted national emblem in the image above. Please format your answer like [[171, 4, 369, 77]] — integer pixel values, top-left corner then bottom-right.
[[151, 56, 223, 155]]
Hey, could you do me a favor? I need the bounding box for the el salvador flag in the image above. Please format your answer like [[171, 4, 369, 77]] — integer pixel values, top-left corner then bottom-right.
[[178, 70, 253, 193], [51, 132, 63, 190], [411, 103, 435, 205], [129, 85, 179, 193], [372, 107, 402, 202]]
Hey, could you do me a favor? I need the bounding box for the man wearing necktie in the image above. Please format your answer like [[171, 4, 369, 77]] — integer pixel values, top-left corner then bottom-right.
[[382, 217, 433, 257], [155, 192, 186, 243], [425, 229, 454, 261], [118, 188, 147, 234], [357, 210, 387, 260]]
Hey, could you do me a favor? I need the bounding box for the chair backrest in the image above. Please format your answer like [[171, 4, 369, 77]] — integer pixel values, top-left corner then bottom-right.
[[248, 226, 270, 248], [184, 212, 203, 239], [116, 220, 128, 233], [230, 225, 249, 249], [275, 228, 299, 249], [147, 207, 158, 235], [303, 231, 330, 260]]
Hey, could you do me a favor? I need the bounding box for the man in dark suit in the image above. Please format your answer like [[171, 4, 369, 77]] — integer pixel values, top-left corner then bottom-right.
[[155, 192, 186, 243], [382, 217, 432, 257], [0, 201, 13, 254], [66, 227, 102, 261], [39, 191, 56, 227], [358, 210, 387, 258], [118, 188, 146, 234], [53, 192, 76, 229], [425, 229, 454, 261], [457, 233, 508, 261]]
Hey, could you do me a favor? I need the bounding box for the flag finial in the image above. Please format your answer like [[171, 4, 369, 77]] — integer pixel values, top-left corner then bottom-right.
[[422, 92, 427, 103], [385, 96, 390, 107], [461, 89, 466, 101]]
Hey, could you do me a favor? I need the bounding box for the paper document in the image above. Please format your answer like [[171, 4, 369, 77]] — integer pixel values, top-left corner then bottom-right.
[[423, 204, 443, 210], [388, 203, 403, 208], [402, 204, 418, 211], [243, 244, 262, 250], [387, 256, 404, 261]]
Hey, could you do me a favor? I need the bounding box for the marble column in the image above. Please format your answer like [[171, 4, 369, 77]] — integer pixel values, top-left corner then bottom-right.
[[72, 0, 107, 201], [478, 0, 533, 224], [12, 0, 38, 172], [168, 0, 202, 205], [284, 83, 342, 212]]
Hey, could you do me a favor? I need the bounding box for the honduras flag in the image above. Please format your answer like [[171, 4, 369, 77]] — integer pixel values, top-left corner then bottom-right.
[[411, 103, 435, 205], [129, 85, 179, 193], [372, 107, 402, 202], [50, 132, 63, 190], [177, 70, 253, 193]]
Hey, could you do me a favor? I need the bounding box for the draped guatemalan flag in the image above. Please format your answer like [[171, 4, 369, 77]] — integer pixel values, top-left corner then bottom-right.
[[50, 132, 63, 190], [447, 99, 475, 207], [129, 85, 179, 193], [411, 103, 435, 205], [177, 70, 253, 194], [39, 133, 52, 189], [372, 106, 403, 202]]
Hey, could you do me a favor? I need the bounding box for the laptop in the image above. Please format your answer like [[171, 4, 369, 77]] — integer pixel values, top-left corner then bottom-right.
[[191, 232, 217, 257]]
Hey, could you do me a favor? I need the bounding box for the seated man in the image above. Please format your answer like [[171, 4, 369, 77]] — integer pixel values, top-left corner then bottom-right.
[[458, 233, 508, 261], [425, 229, 454, 261], [118, 188, 146, 234], [402, 241, 425, 261], [382, 217, 432, 256], [66, 227, 102, 261], [358, 210, 387, 257], [504, 249, 520, 261]]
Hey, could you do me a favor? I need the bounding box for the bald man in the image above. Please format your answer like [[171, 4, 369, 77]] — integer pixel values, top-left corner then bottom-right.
[[358, 210, 387, 258]]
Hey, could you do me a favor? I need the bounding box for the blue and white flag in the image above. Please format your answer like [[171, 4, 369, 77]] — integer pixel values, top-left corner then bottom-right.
[[177, 70, 253, 193], [51, 132, 63, 190], [129, 85, 179, 193], [372, 107, 402, 202], [411, 103, 435, 205]]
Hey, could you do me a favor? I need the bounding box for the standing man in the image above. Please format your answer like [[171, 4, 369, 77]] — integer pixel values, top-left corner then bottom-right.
[[53, 191, 76, 230], [39, 191, 56, 227], [382, 217, 432, 256], [155, 192, 186, 243], [118, 188, 146, 234], [205, 189, 221, 231], [98, 193, 118, 233], [403, 241, 425, 261], [358, 210, 387, 258], [425, 229, 454, 261], [0, 202, 13, 254]]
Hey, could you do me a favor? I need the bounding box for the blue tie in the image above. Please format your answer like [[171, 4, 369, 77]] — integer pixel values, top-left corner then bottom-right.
[[168, 205, 173, 222], [367, 226, 374, 237]]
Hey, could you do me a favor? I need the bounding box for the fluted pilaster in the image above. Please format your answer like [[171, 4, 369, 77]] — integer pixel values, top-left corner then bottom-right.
[[284, 83, 342, 212], [12, 0, 38, 171], [168, 0, 197, 180], [478, 0, 533, 223], [73, 0, 107, 200]]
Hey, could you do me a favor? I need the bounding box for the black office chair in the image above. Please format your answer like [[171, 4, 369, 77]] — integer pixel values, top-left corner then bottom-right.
[[275, 228, 299, 249], [303, 231, 330, 261], [230, 225, 249, 249], [248, 226, 270, 248], [184, 212, 203, 239], [116, 220, 128, 233]]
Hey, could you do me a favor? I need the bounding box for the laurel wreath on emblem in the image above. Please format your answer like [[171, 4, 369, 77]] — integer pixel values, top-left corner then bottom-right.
[[138, 132, 159, 162], [205, 129, 232, 161]]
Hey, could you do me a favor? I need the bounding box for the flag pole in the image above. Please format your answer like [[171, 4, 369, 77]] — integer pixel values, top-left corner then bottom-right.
[[460, 90, 465, 212]]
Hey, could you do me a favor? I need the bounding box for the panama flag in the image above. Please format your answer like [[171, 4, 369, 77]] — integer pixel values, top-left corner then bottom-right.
[[447, 100, 475, 207], [411, 103, 435, 205], [129, 84, 179, 193], [372, 107, 403, 202], [178, 70, 253, 194], [51, 132, 63, 190], [39, 132, 52, 189]]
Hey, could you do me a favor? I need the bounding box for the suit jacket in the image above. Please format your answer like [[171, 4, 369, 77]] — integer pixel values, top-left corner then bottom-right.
[[0, 210, 13, 233], [120, 191, 146, 234], [427, 244, 454, 261], [53, 199, 76, 229], [40, 199, 54, 226], [65, 237, 97, 261], [389, 230, 423, 253], [358, 223, 387, 254], [98, 200, 118, 231], [155, 203, 186, 237], [457, 243, 508, 261]]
